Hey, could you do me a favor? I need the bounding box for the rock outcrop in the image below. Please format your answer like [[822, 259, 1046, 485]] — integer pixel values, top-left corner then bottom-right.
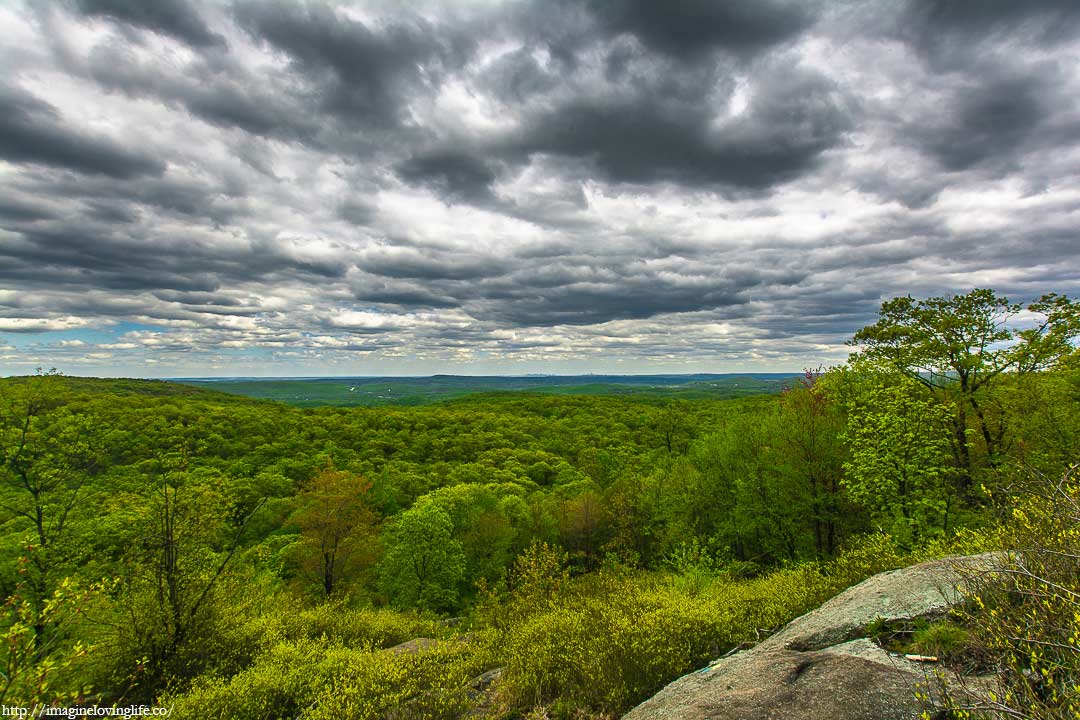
[[623, 553, 1002, 720]]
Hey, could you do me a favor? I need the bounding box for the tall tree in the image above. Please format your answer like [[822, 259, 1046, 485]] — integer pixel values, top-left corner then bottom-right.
[[850, 289, 1079, 487], [117, 458, 262, 699], [839, 373, 955, 547], [0, 371, 100, 647], [774, 371, 849, 558], [378, 503, 465, 611], [290, 463, 378, 598]]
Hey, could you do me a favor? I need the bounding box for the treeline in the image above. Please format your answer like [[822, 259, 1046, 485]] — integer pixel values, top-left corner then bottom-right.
[[0, 288, 1077, 717]]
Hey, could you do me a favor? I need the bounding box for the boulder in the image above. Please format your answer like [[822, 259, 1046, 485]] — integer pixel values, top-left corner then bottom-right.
[[759, 553, 1002, 652], [624, 642, 928, 720], [623, 553, 1004, 720], [384, 637, 439, 655]]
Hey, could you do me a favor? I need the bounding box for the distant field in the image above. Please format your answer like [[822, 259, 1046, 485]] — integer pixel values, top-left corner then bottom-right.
[[174, 373, 800, 407]]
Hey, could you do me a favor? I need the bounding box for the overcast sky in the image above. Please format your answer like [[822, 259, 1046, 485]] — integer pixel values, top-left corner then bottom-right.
[[1, 0, 1079, 377]]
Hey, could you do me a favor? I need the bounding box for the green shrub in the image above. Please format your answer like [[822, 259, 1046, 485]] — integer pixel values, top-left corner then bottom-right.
[[273, 603, 443, 649], [167, 640, 329, 720], [936, 468, 1080, 718], [167, 638, 493, 720], [482, 555, 831, 717], [305, 640, 491, 720], [479, 531, 996, 718]]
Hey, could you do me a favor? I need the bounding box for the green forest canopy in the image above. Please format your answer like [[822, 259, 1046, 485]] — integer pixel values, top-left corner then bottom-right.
[[0, 288, 1077, 718]]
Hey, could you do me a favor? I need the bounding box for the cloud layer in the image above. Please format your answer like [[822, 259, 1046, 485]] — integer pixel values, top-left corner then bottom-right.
[[2, 0, 1079, 376]]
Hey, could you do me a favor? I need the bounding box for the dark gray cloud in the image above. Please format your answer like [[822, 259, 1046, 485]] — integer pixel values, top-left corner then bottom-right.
[[584, 0, 815, 59], [0, 0, 1078, 375], [396, 151, 498, 203], [71, 0, 225, 48], [899, 0, 1080, 67], [358, 247, 510, 282], [922, 75, 1046, 172], [0, 196, 58, 223], [506, 62, 852, 189], [0, 82, 165, 179], [232, 1, 471, 130]]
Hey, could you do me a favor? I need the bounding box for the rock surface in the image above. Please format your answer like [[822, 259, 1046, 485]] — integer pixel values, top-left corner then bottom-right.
[[623, 553, 1003, 720], [384, 637, 439, 655], [759, 553, 1001, 653], [626, 644, 928, 720]]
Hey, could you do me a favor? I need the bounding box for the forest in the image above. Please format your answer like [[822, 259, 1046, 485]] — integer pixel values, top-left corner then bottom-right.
[[0, 288, 1078, 719]]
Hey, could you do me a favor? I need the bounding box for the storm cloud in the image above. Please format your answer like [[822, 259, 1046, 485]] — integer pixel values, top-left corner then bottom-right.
[[1, 0, 1078, 376]]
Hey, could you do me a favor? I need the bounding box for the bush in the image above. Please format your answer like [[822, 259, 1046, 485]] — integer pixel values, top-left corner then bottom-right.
[[481, 550, 835, 717], [272, 603, 443, 649], [478, 531, 998, 718], [167, 638, 493, 720], [938, 467, 1080, 719]]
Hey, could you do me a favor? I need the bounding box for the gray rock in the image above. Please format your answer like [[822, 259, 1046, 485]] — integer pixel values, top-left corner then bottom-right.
[[758, 552, 1002, 652], [623, 553, 1005, 720], [624, 644, 928, 720], [384, 637, 439, 655], [471, 667, 503, 692]]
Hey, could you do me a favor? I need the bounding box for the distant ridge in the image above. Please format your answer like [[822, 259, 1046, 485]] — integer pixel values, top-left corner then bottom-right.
[[171, 373, 799, 382], [173, 373, 800, 408]]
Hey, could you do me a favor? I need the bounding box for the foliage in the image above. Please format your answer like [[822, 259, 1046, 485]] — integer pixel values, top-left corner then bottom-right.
[[378, 502, 466, 611], [850, 290, 1079, 392], [288, 462, 379, 599], [474, 532, 943, 718], [101, 463, 261, 700], [0, 576, 97, 705], [850, 289, 1079, 487], [166, 632, 488, 720], [938, 467, 1080, 719], [839, 371, 956, 545], [0, 287, 1075, 715]]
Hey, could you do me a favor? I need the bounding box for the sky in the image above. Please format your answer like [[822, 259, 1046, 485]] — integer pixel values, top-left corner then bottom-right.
[[1, 0, 1079, 378]]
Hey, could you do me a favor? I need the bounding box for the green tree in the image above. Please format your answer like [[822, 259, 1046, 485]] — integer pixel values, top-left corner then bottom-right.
[[113, 458, 262, 699], [850, 289, 1079, 487], [650, 401, 693, 455], [557, 488, 609, 569], [378, 503, 465, 611], [289, 463, 378, 599], [839, 372, 954, 546], [773, 371, 849, 558], [0, 371, 100, 647]]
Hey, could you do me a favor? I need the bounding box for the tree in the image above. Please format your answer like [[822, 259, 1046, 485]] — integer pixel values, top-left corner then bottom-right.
[[115, 457, 262, 699], [650, 401, 693, 455], [838, 372, 954, 547], [378, 503, 465, 611], [558, 488, 609, 569], [0, 370, 100, 647], [774, 370, 849, 558], [850, 289, 1079, 488], [688, 411, 811, 564], [289, 463, 378, 598]]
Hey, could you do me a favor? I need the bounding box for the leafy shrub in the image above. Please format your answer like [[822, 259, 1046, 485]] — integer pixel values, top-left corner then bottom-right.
[[479, 531, 998, 718], [0, 577, 99, 706], [168, 637, 492, 720], [481, 548, 834, 717], [272, 603, 443, 649], [937, 467, 1080, 718]]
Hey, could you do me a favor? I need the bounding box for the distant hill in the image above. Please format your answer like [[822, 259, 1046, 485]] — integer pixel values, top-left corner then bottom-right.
[[0, 374, 258, 403], [174, 373, 800, 407]]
